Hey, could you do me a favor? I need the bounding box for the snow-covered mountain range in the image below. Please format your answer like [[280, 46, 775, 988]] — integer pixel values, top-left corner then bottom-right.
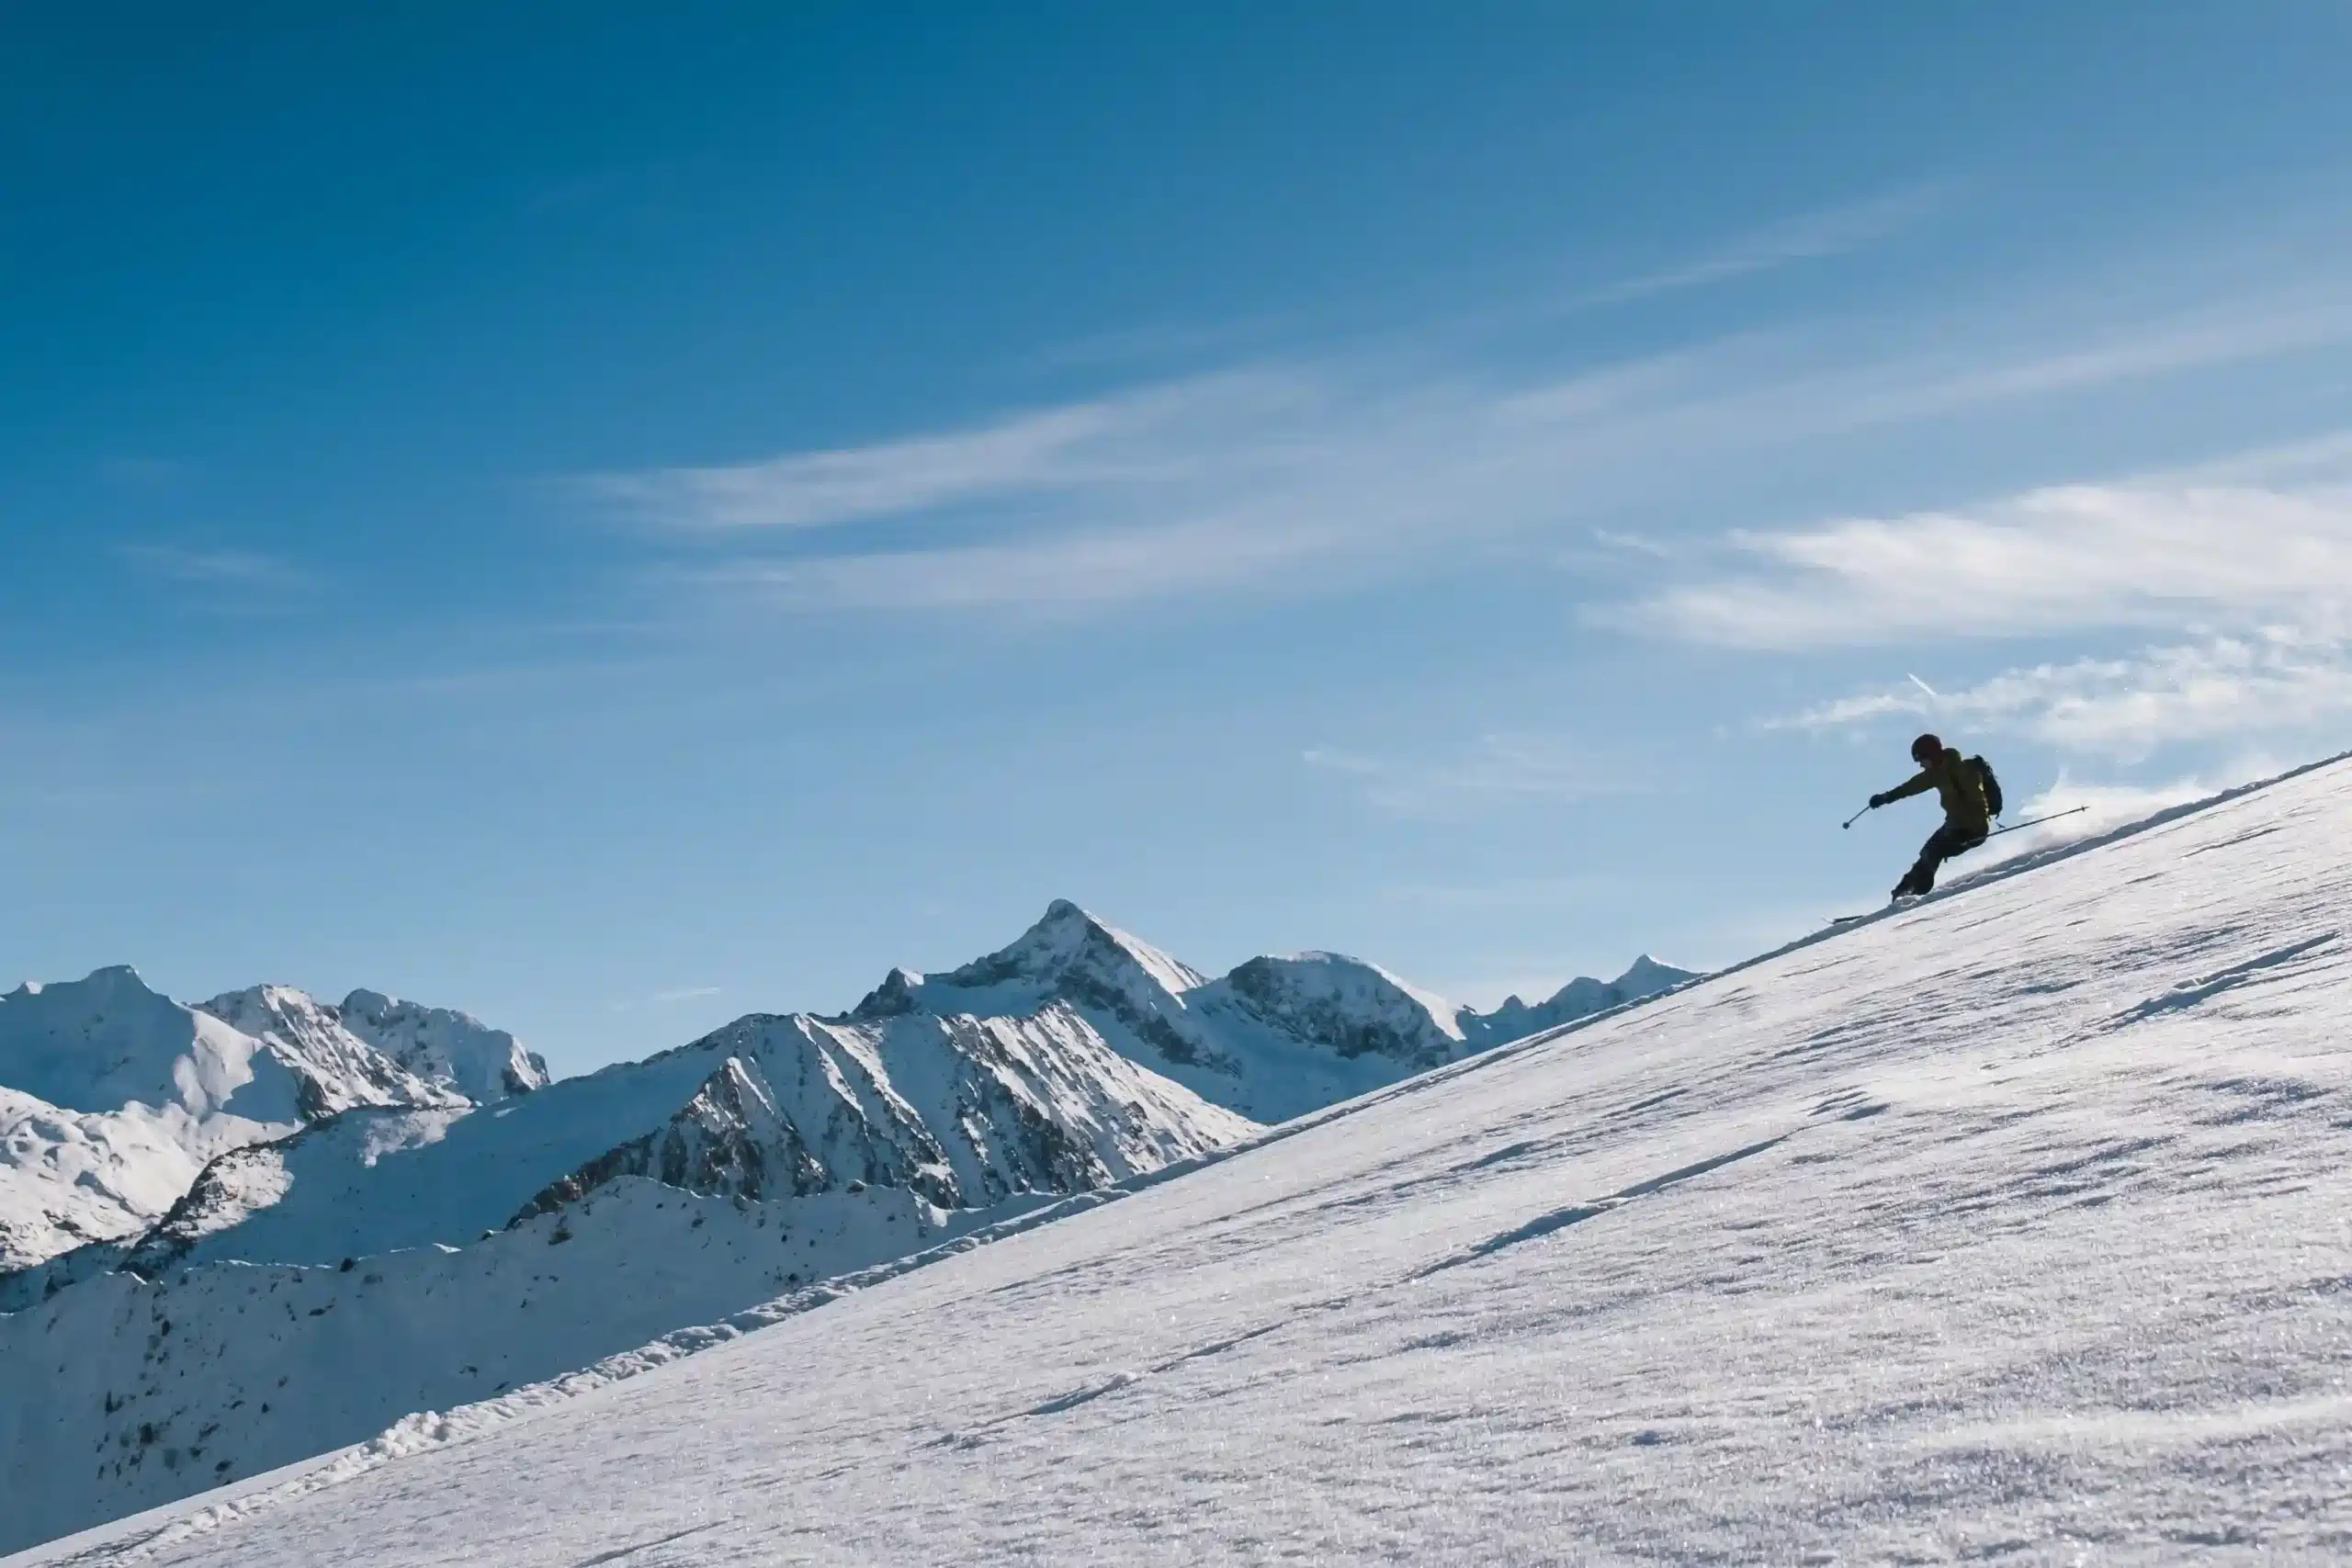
[[20, 758, 2352, 1568], [0, 970, 469, 1274], [0, 905, 1687, 1554], [851, 897, 1684, 1123]]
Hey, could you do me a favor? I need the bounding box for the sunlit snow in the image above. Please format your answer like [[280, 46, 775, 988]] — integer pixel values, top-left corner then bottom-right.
[[16, 758, 2352, 1565]]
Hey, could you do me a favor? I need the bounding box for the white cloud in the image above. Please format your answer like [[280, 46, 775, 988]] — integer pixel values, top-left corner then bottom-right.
[[114, 544, 316, 589], [1305, 734, 1627, 818], [584, 372, 1316, 533], [584, 224, 2352, 615], [695, 513, 1348, 613], [607, 984, 725, 1013], [1638, 477, 2352, 650], [1299, 746, 1382, 776], [1591, 528, 1675, 558], [1769, 634, 2352, 761], [1671, 428, 2352, 758], [1580, 185, 1951, 304], [1823, 299, 2352, 429]]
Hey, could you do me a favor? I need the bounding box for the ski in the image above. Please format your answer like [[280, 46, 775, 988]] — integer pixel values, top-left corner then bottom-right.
[[1831, 896, 1923, 925]]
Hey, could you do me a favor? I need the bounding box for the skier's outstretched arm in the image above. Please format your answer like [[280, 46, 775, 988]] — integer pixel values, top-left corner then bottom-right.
[[1869, 769, 1933, 810]]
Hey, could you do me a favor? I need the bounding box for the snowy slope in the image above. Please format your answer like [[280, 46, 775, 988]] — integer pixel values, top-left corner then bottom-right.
[[0, 1092, 215, 1278], [0, 1175, 1014, 1552], [27, 756, 2352, 1566], [0, 972, 451, 1273], [0, 1005, 1253, 1551]]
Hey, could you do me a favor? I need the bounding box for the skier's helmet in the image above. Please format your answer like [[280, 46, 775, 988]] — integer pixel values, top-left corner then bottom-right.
[[1910, 732, 1943, 763]]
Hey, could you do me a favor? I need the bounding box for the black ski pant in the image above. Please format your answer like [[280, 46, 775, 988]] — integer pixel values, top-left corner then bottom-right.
[[1895, 821, 1988, 897]]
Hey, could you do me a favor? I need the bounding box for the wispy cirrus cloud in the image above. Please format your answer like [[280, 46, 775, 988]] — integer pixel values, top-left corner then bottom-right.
[[579, 196, 2352, 616], [583, 371, 1317, 533], [1304, 734, 1632, 818], [114, 543, 318, 590], [1634, 470, 2352, 650], [1580, 184, 1952, 305], [1769, 634, 2352, 759], [691, 513, 1347, 612], [605, 984, 725, 1014]]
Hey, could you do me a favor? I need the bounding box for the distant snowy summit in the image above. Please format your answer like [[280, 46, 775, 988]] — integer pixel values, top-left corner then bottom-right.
[[1454, 954, 1693, 1048], [334, 988, 551, 1101], [0, 968, 491, 1273], [198, 983, 549, 1107], [849, 898, 1691, 1123]]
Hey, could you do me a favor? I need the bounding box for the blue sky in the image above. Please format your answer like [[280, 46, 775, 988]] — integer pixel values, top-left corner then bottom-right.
[[8, 5, 2352, 1075]]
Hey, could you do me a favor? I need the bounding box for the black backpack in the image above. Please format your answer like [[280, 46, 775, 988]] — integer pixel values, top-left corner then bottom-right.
[[1968, 755, 2004, 818]]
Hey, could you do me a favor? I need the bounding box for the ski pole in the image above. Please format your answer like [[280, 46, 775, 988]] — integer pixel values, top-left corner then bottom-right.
[[1985, 805, 2092, 839], [1840, 804, 1871, 829]]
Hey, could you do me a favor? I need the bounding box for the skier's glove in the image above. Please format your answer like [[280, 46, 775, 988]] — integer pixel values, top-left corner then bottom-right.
[[1867, 792, 1890, 809]]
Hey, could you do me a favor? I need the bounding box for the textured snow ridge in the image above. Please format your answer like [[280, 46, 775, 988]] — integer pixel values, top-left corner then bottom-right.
[[20, 756, 2352, 1566], [192, 988, 463, 1119], [0, 1092, 211, 1278], [335, 989, 549, 1102], [0, 973, 455, 1275]]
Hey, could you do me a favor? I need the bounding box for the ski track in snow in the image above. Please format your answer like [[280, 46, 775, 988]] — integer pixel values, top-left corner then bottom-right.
[[16, 755, 2352, 1564]]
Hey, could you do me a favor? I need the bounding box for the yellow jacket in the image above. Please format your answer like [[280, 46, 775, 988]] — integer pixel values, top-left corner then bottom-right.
[[1882, 747, 1990, 834]]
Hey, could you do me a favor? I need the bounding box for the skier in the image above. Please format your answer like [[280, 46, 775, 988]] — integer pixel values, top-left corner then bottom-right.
[[1865, 733, 1991, 900]]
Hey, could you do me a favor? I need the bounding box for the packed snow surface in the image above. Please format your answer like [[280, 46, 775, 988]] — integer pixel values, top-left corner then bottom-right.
[[21, 761, 2352, 1564]]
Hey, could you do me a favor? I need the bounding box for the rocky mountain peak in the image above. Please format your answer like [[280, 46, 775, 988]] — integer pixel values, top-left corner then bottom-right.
[[972, 900, 1210, 998], [848, 967, 923, 1020], [1206, 952, 1465, 1068], [198, 986, 464, 1120], [1616, 954, 1686, 993], [338, 988, 550, 1101], [1, 965, 298, 1123], [1454, 954, 1698, 1048], [848, 902, 1211, 1055]]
